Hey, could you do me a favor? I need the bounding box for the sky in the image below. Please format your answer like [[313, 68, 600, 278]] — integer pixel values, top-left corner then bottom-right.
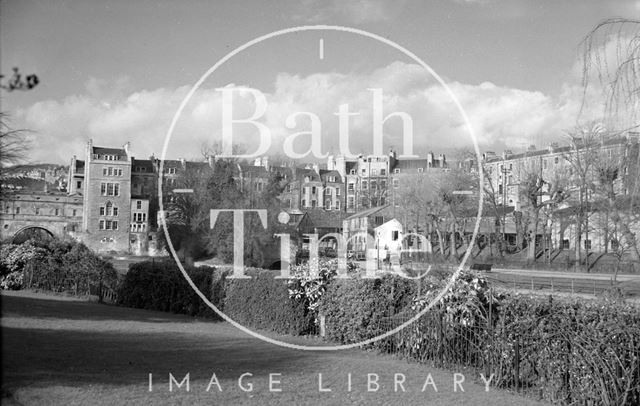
[[1, 0, 639, 164]]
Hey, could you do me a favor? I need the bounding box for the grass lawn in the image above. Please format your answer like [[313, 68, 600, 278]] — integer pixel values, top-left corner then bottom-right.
[[1, 290, 546, 405]]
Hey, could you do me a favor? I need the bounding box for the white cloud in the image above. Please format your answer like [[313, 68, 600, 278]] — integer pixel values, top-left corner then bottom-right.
[[292, 0, 399, 24], [15, 61, 600, 164]]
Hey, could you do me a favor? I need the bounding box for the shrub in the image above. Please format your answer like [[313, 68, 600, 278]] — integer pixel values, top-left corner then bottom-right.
[[1, 271, 24, 290], [117, 260, 227, 318], [224, 268, 314, 335], [319, 274, 416, 344], [1, 239, 118, 296]]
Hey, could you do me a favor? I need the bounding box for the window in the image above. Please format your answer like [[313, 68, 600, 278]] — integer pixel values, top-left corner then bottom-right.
[[348, 183, 355, 192], [325, 200, 331, 209], [35, 208, 40, 215], [584, 240, 591, 250], [611, 239, 619, 250], [372, 169, 377, 176], [101, 182, 120, 196], [286, 184, 291, 193], [418, 168, 424, 173], [76, 181, 82, 189], [393, 179, 399, 188], [392, 231, 399, 241], [100, 206, 105, 216], [15, 207, 20, 214], [73, 209, 77, 216], [311, 200, 317, 207], [335, 200, 341, 210], [381, 180, 387, 189], [370, 180, 377, 190], [362, 180, 368, 190], [302, 199, 306, 207], [167, 168, 176, 175], [347, 196, 355, 209], [136, 200, 142, 209], [335, 187, 340, 196], [55, 208, 59, 216], [311, 186, 316, 194], [554, 157, 559, 164], [328, 176, 335, 182], [394, 169, 400, 174], [498, 184, 503, 194], [350, 169, 355, 175], [381, 169, 386, 175], [324, 187, 331, 195], [99, 220, 105, 230]]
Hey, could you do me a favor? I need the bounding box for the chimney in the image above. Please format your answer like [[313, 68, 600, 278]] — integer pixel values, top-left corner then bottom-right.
[[262, 156, 269, 171], [327, 155, 335, 171], [312, 163, 319, 174], [87, 139, 93, 162], [123, 141, 131, 157], [335, 155, 346, 177], [254, 157, 262, 166]]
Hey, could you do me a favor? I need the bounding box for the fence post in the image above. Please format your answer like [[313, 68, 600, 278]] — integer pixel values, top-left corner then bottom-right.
[[514, 337, 520, 392], [531, 278, 534, 291], [551, 278, 554, 292], [593, 280, 596, 295], [571, 279, 574, 294]]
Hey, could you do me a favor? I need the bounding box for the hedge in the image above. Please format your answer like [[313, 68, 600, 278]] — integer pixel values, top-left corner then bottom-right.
[[117, 260, 229, 318], [223, 268, 315, 335], [1, 239, 118, 296], [319, 275, 417, 344]]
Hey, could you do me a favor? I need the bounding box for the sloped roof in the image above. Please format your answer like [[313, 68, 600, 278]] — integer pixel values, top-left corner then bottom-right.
[[92, 146, 127, 157], [132, 158, 154, 172], [345, 204, 391, 221], [393, 159, 430, 170], [319, 169, 343, 183]]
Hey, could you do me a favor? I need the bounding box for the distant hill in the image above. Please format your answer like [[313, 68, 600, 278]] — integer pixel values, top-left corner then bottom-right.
[[1, 163, 68, 192]]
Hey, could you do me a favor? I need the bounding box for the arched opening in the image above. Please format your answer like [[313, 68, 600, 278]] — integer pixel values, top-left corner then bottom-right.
[[12, 227, 55, 245]]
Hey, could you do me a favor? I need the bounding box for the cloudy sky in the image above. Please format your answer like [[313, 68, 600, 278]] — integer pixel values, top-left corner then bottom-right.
[[1, 0, 639, 164]]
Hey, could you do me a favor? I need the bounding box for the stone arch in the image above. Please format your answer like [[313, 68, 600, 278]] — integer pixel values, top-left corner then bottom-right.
[[12, 226, 55, 244]]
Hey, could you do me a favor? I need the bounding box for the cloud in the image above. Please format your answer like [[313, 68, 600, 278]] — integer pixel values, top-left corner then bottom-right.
[[292, 0, 400, 24], [15, 61, 600, 164]]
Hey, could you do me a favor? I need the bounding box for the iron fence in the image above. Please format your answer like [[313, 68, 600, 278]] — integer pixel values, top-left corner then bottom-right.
[[372, 308, 640, 405]]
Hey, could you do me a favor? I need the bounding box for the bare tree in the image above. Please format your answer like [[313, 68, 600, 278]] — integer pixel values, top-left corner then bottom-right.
[[580, 18, 640, 132], [0, 113, 31, 169]]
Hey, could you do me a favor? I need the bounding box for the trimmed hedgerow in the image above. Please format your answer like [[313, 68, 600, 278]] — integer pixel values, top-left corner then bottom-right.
[[223, 268, 315, 335], [318, 275, 416, 344], [117, 260, 229, 318]]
